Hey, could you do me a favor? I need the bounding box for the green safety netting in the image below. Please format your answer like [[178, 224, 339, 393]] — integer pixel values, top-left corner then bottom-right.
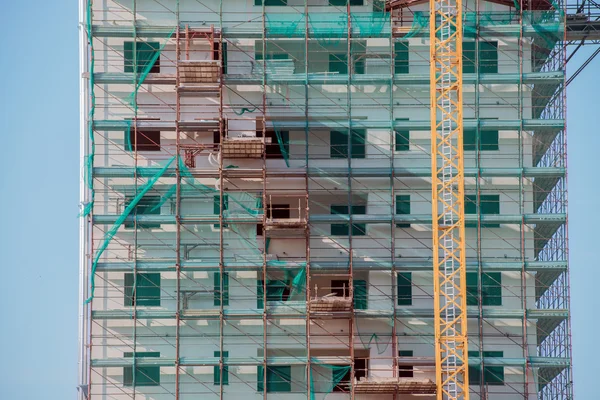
[[266, 260, 307, 268], [402, 10, 562, 40], [403, 11, 429, 39], [356, 317, 394, 355], [124, 121, 133, 152], [272, 122, 291, 167], [126, 29, 176, 108], [84, 154, 264, 303], [478, 11, 519, 27], [177, 157, 263, 263], [309, 362, 351, 400], [143, 156, 262, 217], [261, 266, 307, 305], [266, 11, 390, 40], [81, 12, 174, 218], [309, 13, 348, 45], [80, 0, 96, 218], [463, 12, 478, 39], [223, 194, 263, 265], [233, 106, 258, 116], [527, 10, 563, 48], [350, 12, 389, 37], [266, 13, 306, 37], [85, 155, 177, 303]]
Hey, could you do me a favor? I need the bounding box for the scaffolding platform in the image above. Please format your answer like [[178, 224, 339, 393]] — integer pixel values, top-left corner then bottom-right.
[[264, 217, 306, 230], [309, 294, 353, 314], [353, 377, 436, 394], [221, 137, 270, 158], [178, 60, 221, 84]]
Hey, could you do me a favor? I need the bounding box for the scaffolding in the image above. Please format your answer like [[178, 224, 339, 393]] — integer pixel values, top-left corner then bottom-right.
[[78, 0, 572, 399]]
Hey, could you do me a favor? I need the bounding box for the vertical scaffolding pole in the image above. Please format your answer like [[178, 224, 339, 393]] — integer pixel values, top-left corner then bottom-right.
[[430, 0, 470, 398], [304, 1, 312, 399], [218, 4, 226, 399], [516, 1, 532, 397], [389, 4, 399, 394], [260, 2, 268, 398], [131, 0, 140, 394], [79, 1, 91, 398], [346, 4, 356, 400], [174, 18, 182, 400]]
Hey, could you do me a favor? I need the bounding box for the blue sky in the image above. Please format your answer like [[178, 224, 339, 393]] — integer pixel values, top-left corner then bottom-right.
[[0, 1, 597, 399]]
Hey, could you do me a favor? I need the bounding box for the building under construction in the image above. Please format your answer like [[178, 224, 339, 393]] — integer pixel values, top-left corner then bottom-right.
[[78, 0, 578, 399]]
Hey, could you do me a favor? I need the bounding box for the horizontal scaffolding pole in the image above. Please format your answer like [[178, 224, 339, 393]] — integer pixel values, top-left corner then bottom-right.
[[93, 119, 565, 131], [93, 260, 568, 272], [91, 71, 564, 85], [90, 23, 564, 39], [90, 356, 570, 368], [93, 166, 566, 179], [92, 213, 566, 225], [90, 308, 567, 321]]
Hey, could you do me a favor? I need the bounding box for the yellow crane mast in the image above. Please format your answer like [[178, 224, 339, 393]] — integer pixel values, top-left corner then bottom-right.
[[429, 0, 470, 398]]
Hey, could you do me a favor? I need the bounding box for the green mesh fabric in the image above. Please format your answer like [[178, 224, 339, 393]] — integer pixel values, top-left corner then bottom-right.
[[403, 11, 428, 39], [124, 121, 133, 151], [356, 317, 394, 355], [273, 124, 290, 167], [266, 13, 305, 37], [224, 192, 263, 217], [84, 154, 265, 303], [526, 10, 563, 48], [85, 155, 177, 304], [403, 11, 551, 39], [263, 266, 307, 303], [149, 157, 263, 217], [126, 29, 176, 108], [233, 107, 258, 116], [80, 1, 96, 218], [478, 11, 519, 26], [309, 362, 351, 400], [288, 266, 306, 300], [350, 12, 389, 37], [309, 13, 348, 44], [463, 12, 477, 39]]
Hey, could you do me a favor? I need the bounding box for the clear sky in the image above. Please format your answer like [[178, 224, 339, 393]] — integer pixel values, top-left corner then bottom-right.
[[0, 1, 597, 399]]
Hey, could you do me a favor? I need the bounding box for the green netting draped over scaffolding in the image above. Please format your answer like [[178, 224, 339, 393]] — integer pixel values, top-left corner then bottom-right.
[[403, 11, 428, 39], [401, 10, 560, 40], [124, 121, 133, 152], [309, 361, 351, 400], [84, 154, 265, 303], [272, 122, 291, 167], [81, 0, 96, 218], [266, 11, 390, 39], [526, 10, 563, 48], [177, 157, 262, 264], [261, 265, 307, 307], [478, 11, 519, 27], [127, 29, 176, 107], [356, 316, 394, 355], [85, 155, 177, 303], [223, 191, 262, 262], [463, 12, 477, 38], [233, 106, 258, 116], [350, 12, 389, 37], [266, 13, 306, 37], [309, 13, 348, 44]]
